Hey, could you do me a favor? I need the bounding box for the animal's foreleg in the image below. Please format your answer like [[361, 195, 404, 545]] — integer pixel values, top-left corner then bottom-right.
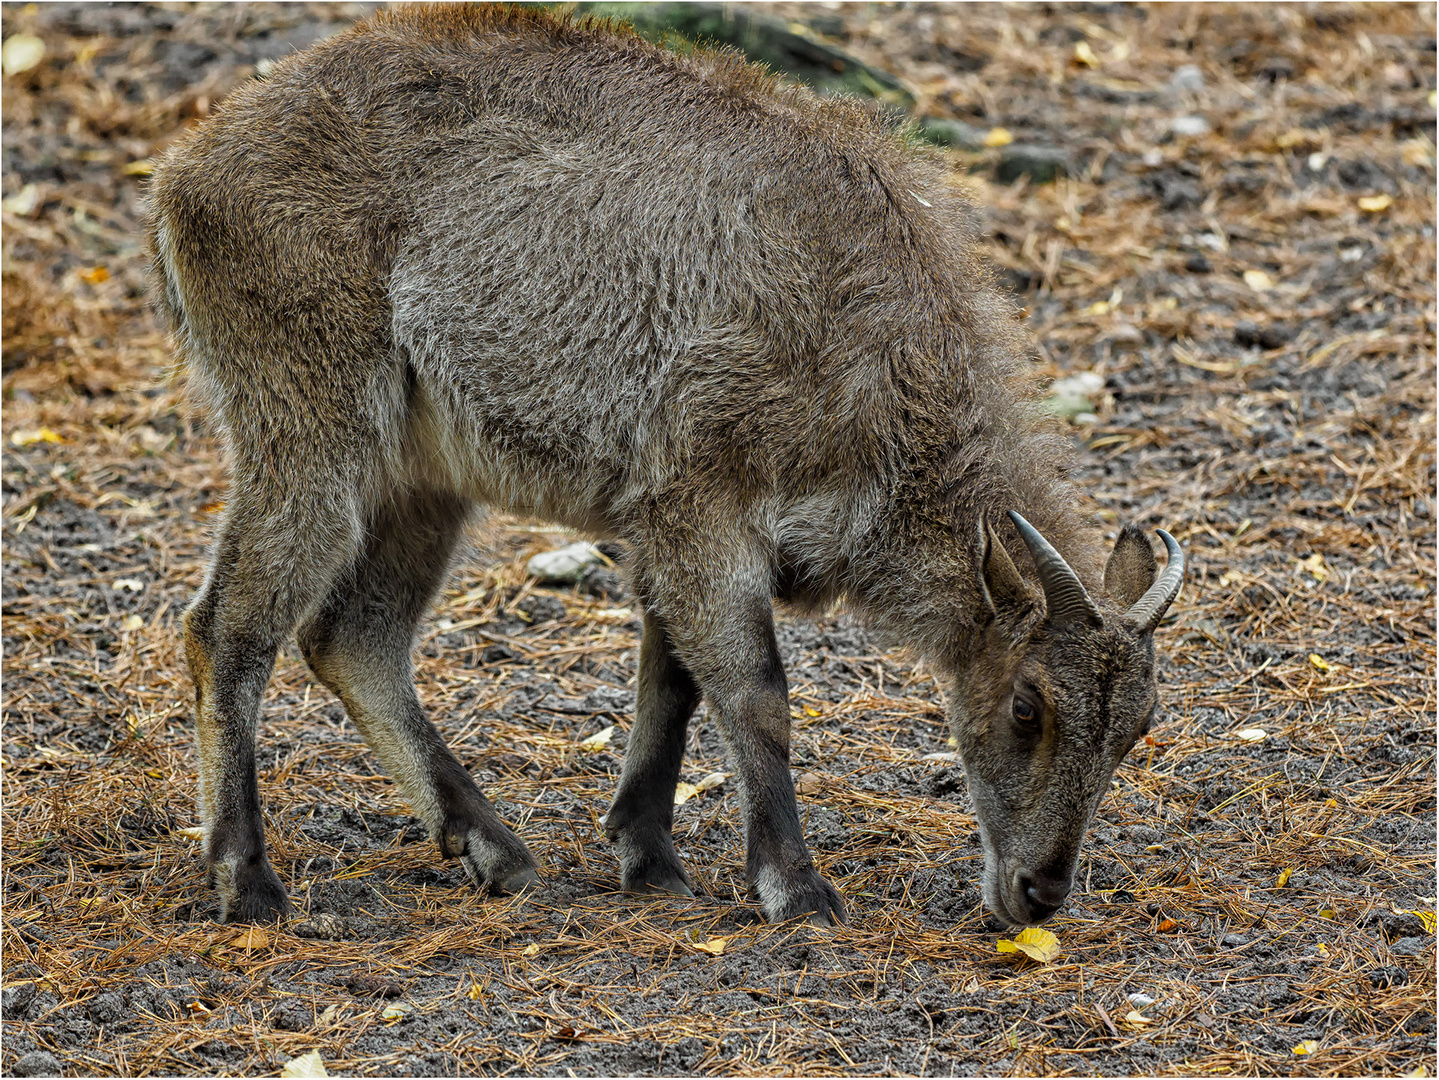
[[604, 608, 702, 896]]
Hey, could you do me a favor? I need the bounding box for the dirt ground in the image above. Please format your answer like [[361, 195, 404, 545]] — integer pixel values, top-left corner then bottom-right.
[[2, 3, 1435, 1076]]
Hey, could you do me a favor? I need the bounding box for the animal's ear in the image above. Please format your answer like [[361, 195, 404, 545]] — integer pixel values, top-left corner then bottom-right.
[[1103, 524, 1157, 607], [976, 516, 1027, 617]]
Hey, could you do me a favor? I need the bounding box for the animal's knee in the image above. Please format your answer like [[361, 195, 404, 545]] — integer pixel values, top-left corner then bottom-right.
[[297, 616, 346, 683], [181, 602, 217, 693]]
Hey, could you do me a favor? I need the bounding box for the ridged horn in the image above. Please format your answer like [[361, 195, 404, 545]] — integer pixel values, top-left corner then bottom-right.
[[1125, 529, 1185, 632], [1007, 511, 1103, 628]]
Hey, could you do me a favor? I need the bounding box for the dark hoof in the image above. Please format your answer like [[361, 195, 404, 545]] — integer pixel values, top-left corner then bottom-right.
[[500, 865, 541, 895], [623, 871, 696, 898], [755, 868, 848, 926], [457, 825, 539, 897], [614, 831, 697, 898], [214, 858, 289, 924]]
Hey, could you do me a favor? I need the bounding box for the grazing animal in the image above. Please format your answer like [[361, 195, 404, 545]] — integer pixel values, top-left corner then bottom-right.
[[147, 3, 1184, 927]]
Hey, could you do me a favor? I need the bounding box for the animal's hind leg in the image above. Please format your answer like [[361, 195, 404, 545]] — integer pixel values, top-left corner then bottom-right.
[[604, 609, 701, 896], [298, 489, 537, 895], [185, 481, 363, 923]]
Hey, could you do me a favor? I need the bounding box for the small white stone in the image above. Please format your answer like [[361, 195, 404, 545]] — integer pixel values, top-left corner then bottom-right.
[[526, 541, 603, 583], [1141, 149, 1164, 167], [1170, 115, 1211, 137], [1168, 64, 1206, 94], [1050, 372, 1105, 399], [1127, 991, 1157, 1010], [1073, 412, 1100, 426], [1, 183, 40, 217]]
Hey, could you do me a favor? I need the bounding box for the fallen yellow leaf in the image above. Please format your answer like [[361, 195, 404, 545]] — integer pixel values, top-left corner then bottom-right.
[[121, 614, 145, 632], [1275, 128, 1318, 150], [80, 266, 109, 284], [1315, 941, 1329, 956], [381, 1002, 412, 1023], [1318, 907, 1337, 920], [2, 183, 39, 216], [1299, 552, 1329, 583], [688, 935, 727, 956], [467, 981, 483, 1000], [522, 943, 541, 957], [794, 772, 823, 796], [10, 427, 67, 447], [280, 1051, 327, 1078], [1309, 654, 1330, 673], [996, 926, 1061, 963], [1276, 868, 1294, 888], [173, 826, 205, 840], [1122, 1009, 1154, 1027], [231, 926, 268, 951], [1357, 194, 1392, 212], [1402, 140, 1431, 167], [122, 158, 155, 176], [673, 771, 728, 806], [984, 126, 1014, 148], [1235, 728, 1267, 742], [1, 33, 45, 76], [1073, 41, 1100, 68], [578, 725, 615, 750], [1242, 269, 1274, 292], [1293, 1040, 1320, 1056]]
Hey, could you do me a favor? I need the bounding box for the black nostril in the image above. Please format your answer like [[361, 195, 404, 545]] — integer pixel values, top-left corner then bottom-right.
[[1019, 871, 1071, 920]]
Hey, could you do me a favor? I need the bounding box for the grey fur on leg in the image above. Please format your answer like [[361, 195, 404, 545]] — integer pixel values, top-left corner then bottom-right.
[[297, 488, 537, 896], [185, 485, 362, 924], [604, 608, 701, 897], [645, 552, 845, 925]]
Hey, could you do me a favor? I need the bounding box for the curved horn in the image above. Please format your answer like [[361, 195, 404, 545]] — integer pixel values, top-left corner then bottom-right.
[[1126, 529, 1185, 632], [1007, 511, 1103, 628]]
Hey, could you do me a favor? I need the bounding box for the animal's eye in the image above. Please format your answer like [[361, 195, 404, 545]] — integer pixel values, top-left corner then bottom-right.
[[1011, 694, 1041, 733]]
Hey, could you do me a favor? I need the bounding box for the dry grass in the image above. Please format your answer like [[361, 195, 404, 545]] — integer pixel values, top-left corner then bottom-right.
[[2, 2, 1434, 1076]]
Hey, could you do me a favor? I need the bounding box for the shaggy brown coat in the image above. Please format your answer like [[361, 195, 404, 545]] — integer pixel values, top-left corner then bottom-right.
[[148, 4, 1181, 927]]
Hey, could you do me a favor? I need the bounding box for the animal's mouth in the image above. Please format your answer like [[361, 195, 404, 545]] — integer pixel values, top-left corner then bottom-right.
[[981, 858, 1061, 927], [981, 857, 1026, 927]]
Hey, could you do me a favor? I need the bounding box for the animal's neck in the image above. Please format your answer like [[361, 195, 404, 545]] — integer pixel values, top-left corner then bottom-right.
[[834, 464, 1098, 666]]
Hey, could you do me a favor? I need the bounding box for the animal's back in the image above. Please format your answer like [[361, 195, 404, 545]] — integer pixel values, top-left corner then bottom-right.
[[150, 4, 1024, 529]]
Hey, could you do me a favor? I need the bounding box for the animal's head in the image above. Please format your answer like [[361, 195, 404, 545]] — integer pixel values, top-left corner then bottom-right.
[[947, 511, 1184, 927]]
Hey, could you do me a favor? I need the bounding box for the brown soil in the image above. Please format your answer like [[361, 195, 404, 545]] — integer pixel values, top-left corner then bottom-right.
[[2, 3, 1434, 1076]]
